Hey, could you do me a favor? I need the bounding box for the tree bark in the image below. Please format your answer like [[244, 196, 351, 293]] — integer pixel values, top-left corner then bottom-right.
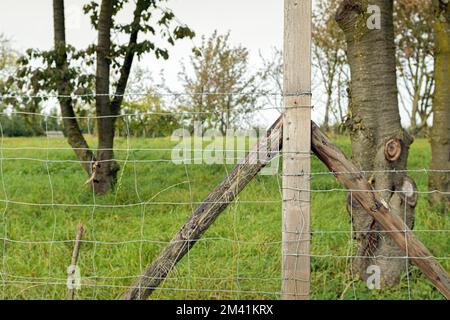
[[53, 0, 95, 175], [429, 0, 450, 213], [336, 0, 415, 286]]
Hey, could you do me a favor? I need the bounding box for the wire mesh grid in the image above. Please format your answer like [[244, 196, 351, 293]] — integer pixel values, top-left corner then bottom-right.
[[0, 92, 448, 300]]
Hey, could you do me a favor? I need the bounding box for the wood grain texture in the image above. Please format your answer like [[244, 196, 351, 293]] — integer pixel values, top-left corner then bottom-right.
[[282, 0, 312, 300]]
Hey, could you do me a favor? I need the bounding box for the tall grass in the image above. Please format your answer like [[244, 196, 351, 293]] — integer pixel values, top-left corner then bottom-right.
[[0, 135, 447, 299]]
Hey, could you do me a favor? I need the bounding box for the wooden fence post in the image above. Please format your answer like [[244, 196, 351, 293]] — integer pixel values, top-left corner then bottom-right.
[[282, 0, 312, 300]]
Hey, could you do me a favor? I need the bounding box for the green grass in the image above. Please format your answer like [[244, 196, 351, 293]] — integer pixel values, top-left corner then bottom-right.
[[0, 135, 448, 300]]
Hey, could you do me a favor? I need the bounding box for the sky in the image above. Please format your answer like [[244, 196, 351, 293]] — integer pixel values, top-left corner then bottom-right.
[[0, 0, 284, 82]]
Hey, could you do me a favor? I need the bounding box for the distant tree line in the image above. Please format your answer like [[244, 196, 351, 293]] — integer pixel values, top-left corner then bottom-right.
[[0, 29, 273, 140]]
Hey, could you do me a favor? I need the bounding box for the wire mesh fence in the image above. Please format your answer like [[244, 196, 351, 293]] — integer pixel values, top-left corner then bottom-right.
[[0, 93, 448, 300]]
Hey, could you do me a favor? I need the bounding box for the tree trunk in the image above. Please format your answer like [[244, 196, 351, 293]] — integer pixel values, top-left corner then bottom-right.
[[110, 0, 149, 114], [323, 89, 332, 133], [94, 0, 118, 194], [429, 0, 450, 213], [410, 90, 419, 136], [337, 0, 415, 286], [93, 0, 150, 194], [121, 119, 450, 300], [53, 0, 95, 175]]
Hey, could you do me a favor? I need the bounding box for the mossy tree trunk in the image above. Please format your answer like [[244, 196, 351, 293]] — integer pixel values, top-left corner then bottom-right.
[[336, 0, 416, 286], [429, 0, 450, 213]]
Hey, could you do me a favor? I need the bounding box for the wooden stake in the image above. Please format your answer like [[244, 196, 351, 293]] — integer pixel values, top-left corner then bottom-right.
[[68, 224, 84, 300], [282, 0, 312, 300]]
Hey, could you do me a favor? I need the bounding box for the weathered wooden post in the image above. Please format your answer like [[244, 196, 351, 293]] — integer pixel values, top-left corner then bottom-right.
[[282, 0, 312, 300]]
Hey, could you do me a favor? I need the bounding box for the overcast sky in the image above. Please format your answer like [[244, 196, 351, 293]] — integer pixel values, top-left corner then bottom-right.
[[0, 0, 302, 125], [0, 0, 283, 86], [11, 1, 425, 127]]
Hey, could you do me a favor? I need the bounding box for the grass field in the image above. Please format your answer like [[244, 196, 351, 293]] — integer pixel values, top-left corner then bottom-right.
[[0, 134, 448, 300]]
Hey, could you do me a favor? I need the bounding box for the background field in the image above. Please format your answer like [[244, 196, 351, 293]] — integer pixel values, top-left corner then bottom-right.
[[0, 135, 448, 300]]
